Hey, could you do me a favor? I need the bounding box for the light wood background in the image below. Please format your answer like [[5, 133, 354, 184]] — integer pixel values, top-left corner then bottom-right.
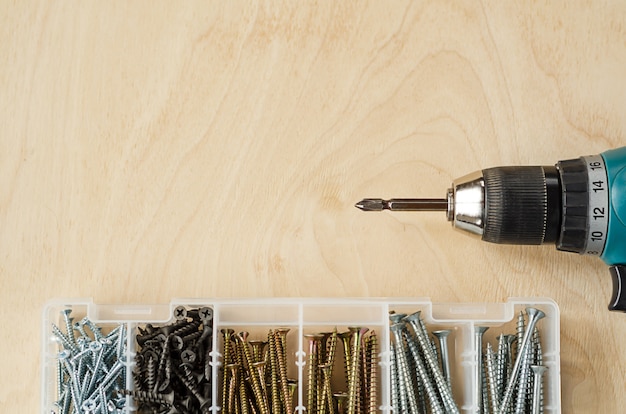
[[2, 1, 626, 412]]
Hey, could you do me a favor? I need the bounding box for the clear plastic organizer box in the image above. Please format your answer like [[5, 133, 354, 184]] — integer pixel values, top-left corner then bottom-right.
[[42, 297, 560, 413]]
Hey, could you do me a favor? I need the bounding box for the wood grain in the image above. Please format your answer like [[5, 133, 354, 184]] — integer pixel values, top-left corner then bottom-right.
[[1, 1, 625, 412]]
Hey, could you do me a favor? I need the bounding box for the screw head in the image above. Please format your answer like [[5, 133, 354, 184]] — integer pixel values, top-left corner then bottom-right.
[[174, 306, 187, 320], [404, 311, 422, 323], [81, 399, 97, 412], [475, 326, 489, 335], [433, 329, 452, 339], [99, 337, 112, 347], [57, 350, 72, 360], [88, 341, 102, 352], [389, 323, 405, 333], [389, 313, 407, 324], [199, 307, 213, 322], [531, 365, 547, 376], [526, 307, 546, 321], [171, 335, 184, 350], [181, 349, 197, 364]]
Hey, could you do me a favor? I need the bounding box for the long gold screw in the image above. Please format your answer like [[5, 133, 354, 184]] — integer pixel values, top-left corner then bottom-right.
[[319, 329, 338, 414], [225, 363, 240, 414], [288, 379, 298, 409], [275, 330, 293, 414], [221, 329, 235, 412], [305, 333, 324, 414], [368, 332, 378, 414], [267, 330, 282, 414], [275, 328, 291, 364], [319, 362, 336, 414], [249, 340, 266, 363], [236, 332, 269, 414], [347, 327, 368, 414], [334, 392, 349, 414], [339, 332, 352, 387]]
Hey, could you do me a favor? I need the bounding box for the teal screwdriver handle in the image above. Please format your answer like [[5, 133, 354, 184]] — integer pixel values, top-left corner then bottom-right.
[[600, 147, 626, 311]]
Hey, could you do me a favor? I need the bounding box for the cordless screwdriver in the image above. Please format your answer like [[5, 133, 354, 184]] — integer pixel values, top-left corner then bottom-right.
[[356, 147, 626, 312]]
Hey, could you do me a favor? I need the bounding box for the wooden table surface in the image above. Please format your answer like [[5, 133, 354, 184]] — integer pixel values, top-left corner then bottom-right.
[[2, 2, 625, 412]]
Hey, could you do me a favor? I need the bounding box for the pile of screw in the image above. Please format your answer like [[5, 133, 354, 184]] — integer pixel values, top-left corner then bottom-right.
[[476, 307, 547, 414], [52, 309, 128, 414], [130, 306, 214, 414], [220, 327, 297, 414], [389, 311, 459, 414], [305, 327, 378, 414]]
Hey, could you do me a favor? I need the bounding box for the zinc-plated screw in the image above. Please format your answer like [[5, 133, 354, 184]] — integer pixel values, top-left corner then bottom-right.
[[498, 307, 545, 414], [531, 365, 547, 414], [400, 325, 444, 414], [433, 330, 452, 389], [389, 341, 401, 413], [495, 334, 506, 400], [474, 326, 489, 414], [60, 309, 76, 345], [514, 336, 535, 414], [52, 324, 80, 355], [388, 313, 407, 324], [74, 321, 90, 340], [60, 383, 71, 414], [389, 323, 420, 414], [81, 317, 104, 341], [485, 343, 499, 414], [86, 340, 105, 395], [405, 312, 459, 414], [515, 311, 525, 359]]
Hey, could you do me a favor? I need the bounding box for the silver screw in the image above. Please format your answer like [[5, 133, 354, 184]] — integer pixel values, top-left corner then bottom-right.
[[388, 313, 407, 324], [389, 341, 401, 412], [433, 329, 452, 389], [81, 317, 104, 341], [473, 326, 489, 414], [531, 365, 547, 414], [485, 343, 499, 414], [404, 312, 459, 414], [498, 307, 545, 414], [389, 323, 420, 414], [52, 324, 80, 355], [400, 325, 444, 414], [515, 311, 525, 359], [60, 309, 76, 345]]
